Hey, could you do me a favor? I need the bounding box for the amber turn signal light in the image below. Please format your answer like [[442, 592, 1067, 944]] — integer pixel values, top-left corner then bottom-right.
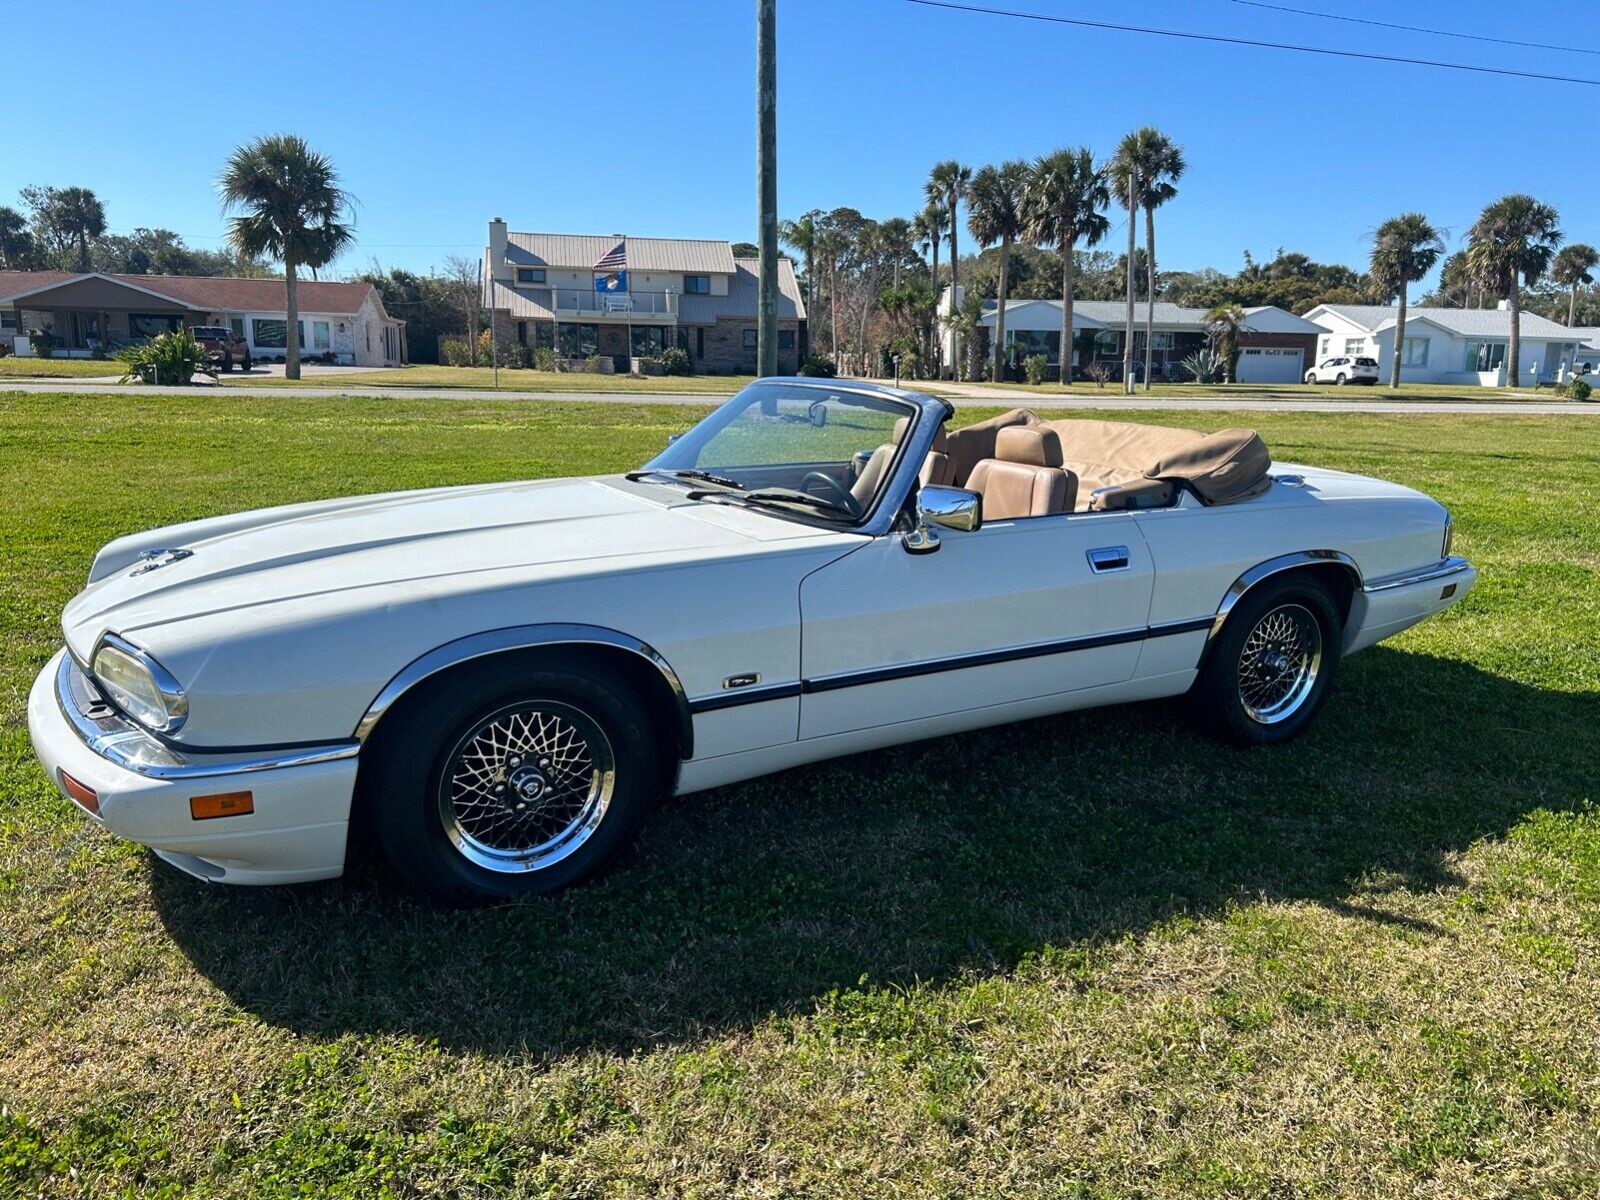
[[59, 771, 100, 815], [189, 791, 254, 820]]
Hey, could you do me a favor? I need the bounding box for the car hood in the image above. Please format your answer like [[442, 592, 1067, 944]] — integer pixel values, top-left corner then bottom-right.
[[63, 476, 849, 658]]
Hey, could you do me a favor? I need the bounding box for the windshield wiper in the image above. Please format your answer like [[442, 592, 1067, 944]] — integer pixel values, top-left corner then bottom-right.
[[625, 468, 745, 490], [737, 488, 857, 518]]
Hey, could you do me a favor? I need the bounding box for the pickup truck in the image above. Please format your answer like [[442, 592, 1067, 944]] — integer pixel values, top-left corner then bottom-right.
[[190, 326, 252, 373]]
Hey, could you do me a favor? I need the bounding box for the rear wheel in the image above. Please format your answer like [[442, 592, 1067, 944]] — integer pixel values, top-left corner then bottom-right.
[[1187, 573, 1342, 747], [1335, 373, 1347, 385], [363, 654, 659, 906]]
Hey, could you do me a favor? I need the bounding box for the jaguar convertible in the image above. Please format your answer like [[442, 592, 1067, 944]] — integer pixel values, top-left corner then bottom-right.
[[29, 378, 1474, 905]]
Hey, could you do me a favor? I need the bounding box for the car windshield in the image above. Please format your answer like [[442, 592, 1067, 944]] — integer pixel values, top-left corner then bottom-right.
[[637, 380, 919, 524]]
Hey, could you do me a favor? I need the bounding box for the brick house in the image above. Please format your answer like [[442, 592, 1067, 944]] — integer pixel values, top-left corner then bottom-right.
[[482, 219, 806, 375], [0, 271, 405, 365]]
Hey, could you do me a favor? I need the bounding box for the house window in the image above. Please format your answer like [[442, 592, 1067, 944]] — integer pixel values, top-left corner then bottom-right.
[[1466, 341, 1507, 372], [516, 268, 546, 285], [129, 313, 182, 339], [229, 317, 245, 339], [1400, 336, 1428, 367], [365, 325, 371, 352], [684, 275, 711, 295], [696, 327, 705, 358], [631, 325, 669, 356], [779, 329, 795, 350], [558, 322, 599, 358], [534, 321, 555, 350], [516, 321, 527, 346], [253, 318, 287, 348], [1319, 336, 1330, 355], [1343, 337, 1364, 355], [313, 321, 331, 350], [743, 328, 757, 349], [1093, 330, 1119, 355]]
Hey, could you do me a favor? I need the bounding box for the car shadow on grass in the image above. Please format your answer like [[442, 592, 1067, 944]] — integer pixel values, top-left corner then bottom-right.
[[151, 646, 1599, 1057]]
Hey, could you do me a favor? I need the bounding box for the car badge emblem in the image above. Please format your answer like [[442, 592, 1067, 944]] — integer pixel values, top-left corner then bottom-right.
[[130, 548, 193, 575]]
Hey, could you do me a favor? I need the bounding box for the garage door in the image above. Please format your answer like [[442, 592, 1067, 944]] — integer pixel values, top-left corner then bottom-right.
[[1236, 346, 1304, 383]]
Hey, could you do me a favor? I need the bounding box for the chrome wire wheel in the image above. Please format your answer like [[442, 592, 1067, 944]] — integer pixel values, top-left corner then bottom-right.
[[1237, 602, 1324, 725], [436, 700, 616, 874]]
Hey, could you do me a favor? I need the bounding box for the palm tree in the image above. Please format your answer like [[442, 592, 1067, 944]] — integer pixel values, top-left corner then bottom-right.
[[1551, 243, 1599, 327], [779, 210, 821, 320], [913, 200, 948, 375], [219, 134, 354, 381], [1464, 194, 1562, 387], [55, 187, 106, 271], [878, 216, 915, 291], [1023, 147, 1110, 384], [965, 161, 1029, 382], [926, 161, 972, 374], [1205, 303, 1247, 383], [1109, 128, 1185, 391], [1369, 213, 1445, 388], [0, 206, 33, 269]]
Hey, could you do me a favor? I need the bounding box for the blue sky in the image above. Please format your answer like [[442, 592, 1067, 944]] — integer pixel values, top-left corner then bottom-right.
[[6, 0, 1596, 288]]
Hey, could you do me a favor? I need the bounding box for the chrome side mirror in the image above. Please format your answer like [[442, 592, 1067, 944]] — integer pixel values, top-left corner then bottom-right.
[[903, 485, 982, 554]]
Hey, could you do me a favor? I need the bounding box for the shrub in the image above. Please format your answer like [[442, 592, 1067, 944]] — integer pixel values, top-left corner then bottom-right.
[[28, 332, 54, 359], [798, 354, 837, 378], [660, 346, 692, 376], [117, 327, 218, 386], [1084, 361, 1112, 388], [1182, 348, 1223, 384], [532, 347, 559, 372], [1568, 376, 1593, 402], [1023, 353, 1049, 386], [440, 337, 471, 367]]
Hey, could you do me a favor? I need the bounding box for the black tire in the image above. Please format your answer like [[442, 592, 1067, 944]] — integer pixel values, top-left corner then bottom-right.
[[1335, 373, 1347, 385], [1187, 573, 1342, 747], [1304, 373, 1317, 385], [362, 653, 659, 906], [241, 355, 252, 372]]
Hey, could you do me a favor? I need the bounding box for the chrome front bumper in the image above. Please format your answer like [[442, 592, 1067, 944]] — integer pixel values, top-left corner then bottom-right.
[[27, 650, 359, 885]]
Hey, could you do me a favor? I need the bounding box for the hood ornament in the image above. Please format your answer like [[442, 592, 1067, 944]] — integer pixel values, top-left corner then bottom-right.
[[130, 548, 193, 575]]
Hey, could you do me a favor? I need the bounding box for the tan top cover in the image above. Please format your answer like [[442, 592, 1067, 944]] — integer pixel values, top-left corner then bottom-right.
[[1038, 418, 1269, 508]]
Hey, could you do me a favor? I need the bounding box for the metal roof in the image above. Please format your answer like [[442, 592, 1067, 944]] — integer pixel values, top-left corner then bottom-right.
[[0, 270, 386, 317], [505, 232, 737, 275], [980, 298, 1312, 331], [678, 258, 805, 322], [1313, 303, 1578, 340], [487, 280, 554, 320]]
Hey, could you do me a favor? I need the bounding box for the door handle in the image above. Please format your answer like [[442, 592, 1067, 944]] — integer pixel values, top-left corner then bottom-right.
[[1087, 545, 1130, 573]]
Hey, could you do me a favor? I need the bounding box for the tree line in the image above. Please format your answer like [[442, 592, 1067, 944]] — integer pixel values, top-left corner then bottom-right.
[[783, 130, 1599, 387]]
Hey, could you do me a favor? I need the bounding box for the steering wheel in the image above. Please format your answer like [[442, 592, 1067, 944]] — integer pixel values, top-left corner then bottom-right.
[[801, 471, 862, 517]]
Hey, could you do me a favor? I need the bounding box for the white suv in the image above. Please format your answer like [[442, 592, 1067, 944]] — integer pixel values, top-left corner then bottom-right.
[[1305, 356, 1380, 385]]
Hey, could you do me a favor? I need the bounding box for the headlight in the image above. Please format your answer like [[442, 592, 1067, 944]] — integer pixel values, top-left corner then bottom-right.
[[91, 635, 188, 733]]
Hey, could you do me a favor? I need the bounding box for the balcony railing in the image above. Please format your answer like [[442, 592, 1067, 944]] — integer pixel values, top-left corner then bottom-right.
[[552, 288, 678, 318]]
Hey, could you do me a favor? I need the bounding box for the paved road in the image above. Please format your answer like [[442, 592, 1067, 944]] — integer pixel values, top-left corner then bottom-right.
[[3, 377, 1596, 415]]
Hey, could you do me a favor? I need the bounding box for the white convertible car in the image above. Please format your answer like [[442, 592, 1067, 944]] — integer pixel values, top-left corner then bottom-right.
[[29, 379, 1474, 905]]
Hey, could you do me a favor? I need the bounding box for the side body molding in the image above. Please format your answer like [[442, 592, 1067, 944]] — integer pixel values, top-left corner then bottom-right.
[[354, 623, 694, 756], [1208, 549, 1363, 641]]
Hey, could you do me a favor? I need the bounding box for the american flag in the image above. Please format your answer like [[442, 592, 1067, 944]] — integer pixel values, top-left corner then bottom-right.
[[593, 241, 626, 270]]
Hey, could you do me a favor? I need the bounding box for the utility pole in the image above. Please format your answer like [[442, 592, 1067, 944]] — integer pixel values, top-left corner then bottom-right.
[[1122, 168, 1137, 396], [756, 0, 778, 378]]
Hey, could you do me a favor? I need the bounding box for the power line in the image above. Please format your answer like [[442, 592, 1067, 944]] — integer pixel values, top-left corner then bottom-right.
[[1222, 0, 1600, 59], [904, 0, 1600, 87]]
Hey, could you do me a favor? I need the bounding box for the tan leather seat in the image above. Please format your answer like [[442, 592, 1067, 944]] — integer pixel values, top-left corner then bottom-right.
[[965, 426, 1076, 519], [942, 407, 1041, 487]]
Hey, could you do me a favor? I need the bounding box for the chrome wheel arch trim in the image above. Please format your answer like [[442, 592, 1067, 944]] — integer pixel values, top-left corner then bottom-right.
[[353, 623, 694, 756], [1208, 549, 1363, 642]]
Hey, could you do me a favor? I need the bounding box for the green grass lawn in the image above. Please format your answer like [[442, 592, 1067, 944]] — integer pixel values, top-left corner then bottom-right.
[[936, 377, 1586, 404], [0, 356, 122, 379], [221, 363, 750, 393], [2, 391, 1598, 1197]]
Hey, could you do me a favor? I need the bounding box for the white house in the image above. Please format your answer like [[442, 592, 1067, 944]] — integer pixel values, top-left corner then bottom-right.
[[1302, 303, 1582, 386], [940, 288, 1323, 382], [1568, 327, 1600, 377], [0, 271, 406, 366]]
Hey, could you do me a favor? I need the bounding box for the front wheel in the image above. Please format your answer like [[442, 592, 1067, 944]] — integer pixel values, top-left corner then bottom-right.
[[1304, 373, 1317, 385], [363, 654, 659, 905], [1186, 574, 1342, 747], [1335, 373, 1347, 385]]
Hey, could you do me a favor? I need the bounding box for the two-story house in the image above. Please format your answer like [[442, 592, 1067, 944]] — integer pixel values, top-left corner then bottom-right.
[[482, 219, 806, 375]]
